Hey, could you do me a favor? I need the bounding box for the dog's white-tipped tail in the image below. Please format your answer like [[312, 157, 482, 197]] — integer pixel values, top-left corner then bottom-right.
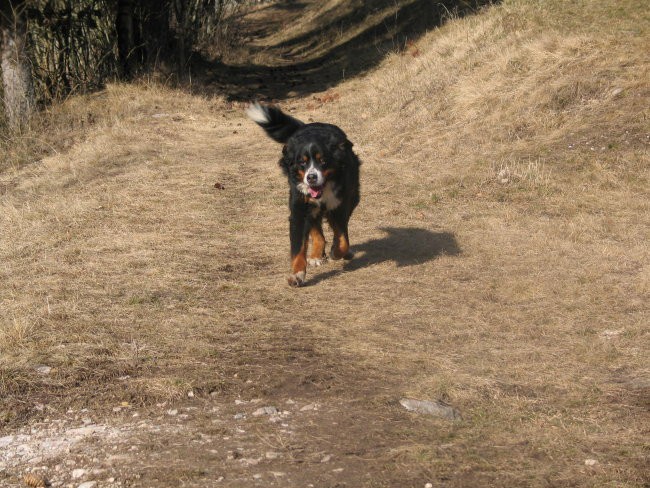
[[246, 102, 269, 124], [245, 102, 304, 143]]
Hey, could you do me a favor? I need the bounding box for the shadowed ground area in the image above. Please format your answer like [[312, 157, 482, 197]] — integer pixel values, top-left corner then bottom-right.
[[197, 0, 494, 100], [349, 227, 461, 267], [309, 228, 460, 285]]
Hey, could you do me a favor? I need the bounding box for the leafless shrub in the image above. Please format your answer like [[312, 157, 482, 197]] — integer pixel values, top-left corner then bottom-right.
[[26, 0, 119, 103]]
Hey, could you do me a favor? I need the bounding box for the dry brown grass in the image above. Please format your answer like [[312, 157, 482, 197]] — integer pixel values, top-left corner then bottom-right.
[[230, 0, 407, 66], [0, 78, 212, 174], [1, 0, 648, 486]]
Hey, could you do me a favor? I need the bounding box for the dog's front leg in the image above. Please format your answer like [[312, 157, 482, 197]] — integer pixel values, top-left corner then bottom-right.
[[288, 203, 310, 287], [308, 219, 326, 267]]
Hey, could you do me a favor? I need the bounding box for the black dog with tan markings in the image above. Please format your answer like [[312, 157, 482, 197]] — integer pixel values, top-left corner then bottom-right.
[[247, 103, 360, 287]]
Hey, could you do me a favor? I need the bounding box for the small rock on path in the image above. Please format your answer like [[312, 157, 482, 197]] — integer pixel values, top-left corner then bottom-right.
[[399, 398, 461, 420]]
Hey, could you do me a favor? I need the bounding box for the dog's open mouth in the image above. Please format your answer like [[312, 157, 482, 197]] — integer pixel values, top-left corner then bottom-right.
[[308, 186, 323, 199]]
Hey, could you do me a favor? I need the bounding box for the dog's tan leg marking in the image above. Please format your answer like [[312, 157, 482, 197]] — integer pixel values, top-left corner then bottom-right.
[[308, 225, 327, 267], [288, 241, 308, 287], [330, 228, 352, 261]]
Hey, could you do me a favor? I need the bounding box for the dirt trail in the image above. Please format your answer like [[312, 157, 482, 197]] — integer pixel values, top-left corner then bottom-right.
[[0, 100, 458, 487], [2, 3, 461, 484]]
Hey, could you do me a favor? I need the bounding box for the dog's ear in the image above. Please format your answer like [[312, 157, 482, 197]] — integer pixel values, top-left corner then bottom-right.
[[338, 139, 353, 150], [332, 139, 353, 161]]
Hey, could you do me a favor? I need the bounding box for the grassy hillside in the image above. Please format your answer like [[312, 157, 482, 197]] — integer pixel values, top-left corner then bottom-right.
[[1, 0, 648, 486]]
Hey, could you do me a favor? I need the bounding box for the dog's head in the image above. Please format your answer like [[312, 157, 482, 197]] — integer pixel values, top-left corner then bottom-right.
[[282, 124, 353, 199]]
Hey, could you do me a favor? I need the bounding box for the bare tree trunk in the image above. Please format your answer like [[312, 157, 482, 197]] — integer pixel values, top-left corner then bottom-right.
[[1, 1, 35, 130], [173, 0, 188, 76], [139, 0, 169, 70], [116, 0, 136, 78]]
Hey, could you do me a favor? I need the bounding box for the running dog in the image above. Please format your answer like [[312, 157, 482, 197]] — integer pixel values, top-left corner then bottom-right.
[[246, 102, 360, 287]]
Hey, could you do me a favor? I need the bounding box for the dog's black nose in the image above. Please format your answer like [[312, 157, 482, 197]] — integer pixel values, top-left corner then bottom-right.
[[306, 173, 318, 183]]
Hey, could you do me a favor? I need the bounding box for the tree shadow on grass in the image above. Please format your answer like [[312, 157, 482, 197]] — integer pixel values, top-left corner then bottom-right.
[[308, 227, 460, 285], [196, 0, 497, 100]]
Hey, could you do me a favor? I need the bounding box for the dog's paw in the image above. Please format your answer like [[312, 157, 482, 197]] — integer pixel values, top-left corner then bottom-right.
[[287, 271, 306, 287], [307, 257, 327, 267], [330, 249, 354, 261]]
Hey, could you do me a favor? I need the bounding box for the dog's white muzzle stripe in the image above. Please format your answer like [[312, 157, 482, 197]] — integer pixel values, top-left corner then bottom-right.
[[304, 163, 324, 187]]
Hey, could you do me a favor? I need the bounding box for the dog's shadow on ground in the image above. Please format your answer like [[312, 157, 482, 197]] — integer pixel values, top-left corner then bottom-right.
[[308, 227, 460, 286]]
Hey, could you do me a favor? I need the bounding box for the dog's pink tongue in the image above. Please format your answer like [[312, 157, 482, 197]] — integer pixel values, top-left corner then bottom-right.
[[308, 187, 322, 198]]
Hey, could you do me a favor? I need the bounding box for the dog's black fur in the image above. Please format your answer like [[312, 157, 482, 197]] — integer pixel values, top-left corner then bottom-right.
[[247, 103, 360, 287]]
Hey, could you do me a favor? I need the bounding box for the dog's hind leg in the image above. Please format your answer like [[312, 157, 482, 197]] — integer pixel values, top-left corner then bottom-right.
[[327, 213, 354, 261], [307, 220, 327, 267]]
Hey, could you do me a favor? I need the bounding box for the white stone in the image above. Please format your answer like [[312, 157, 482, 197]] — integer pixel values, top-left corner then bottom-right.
[[600, 329, 623, 339], [0, 436, 14, 448], [399, 398, 461, 420], [252, 406, 278, 417], [240, 457, 261, 466]]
